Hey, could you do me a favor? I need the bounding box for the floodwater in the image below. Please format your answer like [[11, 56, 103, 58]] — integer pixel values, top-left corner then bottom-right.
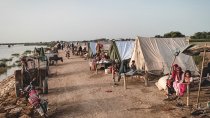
[[0, 45, 46, 81]]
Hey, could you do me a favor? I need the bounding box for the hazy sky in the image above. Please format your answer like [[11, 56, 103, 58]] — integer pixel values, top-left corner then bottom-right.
[[0, 0, 210, 43]]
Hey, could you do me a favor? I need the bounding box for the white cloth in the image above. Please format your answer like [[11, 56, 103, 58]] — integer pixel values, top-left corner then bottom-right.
[[116, 41, 134, 60], [130, 37, 199, 75]]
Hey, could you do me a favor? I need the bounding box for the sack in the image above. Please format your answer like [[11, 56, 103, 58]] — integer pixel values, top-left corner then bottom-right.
[[156, 76, 169, 90]]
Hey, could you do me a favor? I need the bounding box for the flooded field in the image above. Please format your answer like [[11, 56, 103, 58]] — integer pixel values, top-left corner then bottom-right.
[[0, 45, 46, 81]]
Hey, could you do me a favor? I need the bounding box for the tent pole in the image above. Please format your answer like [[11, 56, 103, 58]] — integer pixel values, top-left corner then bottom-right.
[[187, 84, 190, 106], [196, 44, 207, 108]]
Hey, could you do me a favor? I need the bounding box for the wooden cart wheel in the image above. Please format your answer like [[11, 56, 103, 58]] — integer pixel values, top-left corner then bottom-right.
[[42, 78, 48, 94]]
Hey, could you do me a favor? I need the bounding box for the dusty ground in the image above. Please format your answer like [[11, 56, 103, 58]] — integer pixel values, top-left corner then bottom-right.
[[45, 50, 202, 118]]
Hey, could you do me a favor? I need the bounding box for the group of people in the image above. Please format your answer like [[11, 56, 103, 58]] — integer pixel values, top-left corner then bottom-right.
[[166, 64, 193, 100], [71, 43, 87, 56], [90, 52, 111, 70]]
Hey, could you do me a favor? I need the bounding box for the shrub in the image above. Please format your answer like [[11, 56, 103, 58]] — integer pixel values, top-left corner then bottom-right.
[[0, 67, 7, 74], [11, 53, 20, 57], [0, 58, 13, 63], [0, 62, 7, 67]]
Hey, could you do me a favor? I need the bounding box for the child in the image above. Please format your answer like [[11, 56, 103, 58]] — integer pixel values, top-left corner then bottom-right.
[[130, 60, 137, 71]]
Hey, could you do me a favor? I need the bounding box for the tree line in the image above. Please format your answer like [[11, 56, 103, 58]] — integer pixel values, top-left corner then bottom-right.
[[155, 31, 210, 40]]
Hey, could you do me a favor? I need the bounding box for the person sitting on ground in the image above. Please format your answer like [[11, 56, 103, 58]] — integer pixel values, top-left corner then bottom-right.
[[125, 60, 137, 76], [166, 64, 179, 98], [173, 67, 184, 98], [130, 60, 137, 71], [179, 70, 193, 96]]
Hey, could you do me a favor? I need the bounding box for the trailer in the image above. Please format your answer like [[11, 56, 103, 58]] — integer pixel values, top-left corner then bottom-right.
[[15, 48, 49, 97]]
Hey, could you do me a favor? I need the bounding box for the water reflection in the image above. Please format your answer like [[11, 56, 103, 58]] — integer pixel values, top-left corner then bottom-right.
[[0, 45, 46, 81]]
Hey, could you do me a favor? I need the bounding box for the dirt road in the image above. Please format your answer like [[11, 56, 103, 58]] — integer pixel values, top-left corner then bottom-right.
[[45, 50, 189, 118]]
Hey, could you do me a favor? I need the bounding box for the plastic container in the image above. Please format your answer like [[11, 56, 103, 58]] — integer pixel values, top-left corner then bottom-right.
[[105, 69, 110, 74]]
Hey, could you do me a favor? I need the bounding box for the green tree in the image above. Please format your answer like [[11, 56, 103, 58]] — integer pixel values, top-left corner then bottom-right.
[[163, 31, 185, 38], [154, 35, 162, 38], [190, 32, 210, 39]]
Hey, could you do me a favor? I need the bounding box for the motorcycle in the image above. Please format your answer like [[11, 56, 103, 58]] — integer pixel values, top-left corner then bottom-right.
[[20, 81, 48, 118]]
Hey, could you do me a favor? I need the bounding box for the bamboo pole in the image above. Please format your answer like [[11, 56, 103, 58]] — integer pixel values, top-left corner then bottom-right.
[[38, 58, 42, 88], [187, 84, 190, 106], [20, 64, 24, 88], [196, 44, 207, 108]]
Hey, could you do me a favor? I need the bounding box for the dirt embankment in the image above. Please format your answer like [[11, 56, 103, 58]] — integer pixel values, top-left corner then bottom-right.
[[0, 76, 34, 118]]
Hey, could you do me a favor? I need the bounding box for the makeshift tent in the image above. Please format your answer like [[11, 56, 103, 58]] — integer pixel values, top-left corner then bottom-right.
[[80, 42, 88, 49], [103, 43, 112, 51], [109, 41, 134, 74], [109, 41, 134, 61], [88, 42, 97, 57], [109, 41, 121, 61], [130, 37, 198, 75]]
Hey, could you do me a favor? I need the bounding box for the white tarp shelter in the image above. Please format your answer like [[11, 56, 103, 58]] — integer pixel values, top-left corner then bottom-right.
[[115, 41, 134, 60], [130, 37, 198, 75], [109, 41, 134, 61], [89, 42, 97, 55]]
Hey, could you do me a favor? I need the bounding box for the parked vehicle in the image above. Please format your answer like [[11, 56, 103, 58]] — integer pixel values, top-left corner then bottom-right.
[[20, 81, 48, 118]]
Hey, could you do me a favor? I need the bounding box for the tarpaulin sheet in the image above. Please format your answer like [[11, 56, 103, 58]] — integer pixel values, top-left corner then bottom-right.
[[109, 41, 121, 61], [89, 42, 97, 55], [130, 37, 198, 75], [116, 41, 134, 60]]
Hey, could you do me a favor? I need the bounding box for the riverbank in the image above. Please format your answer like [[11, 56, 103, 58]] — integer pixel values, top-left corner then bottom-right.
[[0, 75, 15, 97], [0, 75, 34, 118], [0, 45, 47, 81]]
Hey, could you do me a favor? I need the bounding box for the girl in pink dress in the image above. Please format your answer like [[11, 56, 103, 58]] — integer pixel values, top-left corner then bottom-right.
[[179, 70, 193, 96]]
